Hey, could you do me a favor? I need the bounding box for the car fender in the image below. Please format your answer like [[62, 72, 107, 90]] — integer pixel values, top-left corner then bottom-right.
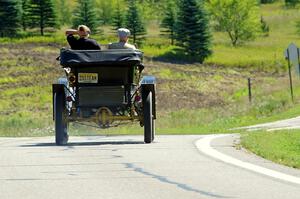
[[141, 76, 156, 119], [52, 83, 66, 121]]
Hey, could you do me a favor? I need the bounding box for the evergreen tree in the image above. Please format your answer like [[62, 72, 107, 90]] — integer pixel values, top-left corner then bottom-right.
[[176, 0, 212, 62], [112, 1, 125, 31], [160, 0, 177, 45], [27, 0, 57, 36], [97, 0, 114, 25], [0, 0, 21, 37], [260, 0, 276, 3], [21, 0, 30, 31], [72, 0, 98, 33], [125, 0, 146, 45], [285, 0, 300, 8], [55, 0, 72, 26]]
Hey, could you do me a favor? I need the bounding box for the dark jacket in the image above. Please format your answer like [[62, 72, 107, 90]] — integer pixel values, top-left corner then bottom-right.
[[67, 35, 101, 50]]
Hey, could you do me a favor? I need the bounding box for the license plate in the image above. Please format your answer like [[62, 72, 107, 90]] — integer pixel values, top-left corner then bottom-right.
[[78, 73, 98, 83]]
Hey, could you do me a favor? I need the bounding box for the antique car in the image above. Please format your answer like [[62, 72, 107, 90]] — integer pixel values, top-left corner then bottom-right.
[[52, 48, 156, 145]]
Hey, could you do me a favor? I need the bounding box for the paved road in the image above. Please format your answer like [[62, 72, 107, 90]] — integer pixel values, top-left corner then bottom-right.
[[0, 135, 299, 199], [236, 116, 300, 131]]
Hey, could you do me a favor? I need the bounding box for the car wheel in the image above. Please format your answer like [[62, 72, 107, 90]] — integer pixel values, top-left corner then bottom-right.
[[54, 92, 69, 146], [144, 91, 153, 144]]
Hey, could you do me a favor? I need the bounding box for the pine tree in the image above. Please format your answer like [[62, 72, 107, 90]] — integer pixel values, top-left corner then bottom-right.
[[112, 1, 124, 31], [176, 0, 212, 62], [285, 0, 300, 8], [0, 0, 21, 37], [27, 0, 57, 36], [260, 0, 275, 3], [160, 0, 177, 45], [56, 0, 72, 26], [125, 0, 146, 45], [72, 0, 98, 33], [97, 0, 114, 25], [21, 0, 30, 31]]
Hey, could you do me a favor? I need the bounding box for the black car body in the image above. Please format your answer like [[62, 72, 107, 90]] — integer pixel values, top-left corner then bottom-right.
[[52, 49, 156, 145]]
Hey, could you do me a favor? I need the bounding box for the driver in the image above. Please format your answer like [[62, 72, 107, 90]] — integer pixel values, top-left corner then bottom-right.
[[65, 25, 101, 50]]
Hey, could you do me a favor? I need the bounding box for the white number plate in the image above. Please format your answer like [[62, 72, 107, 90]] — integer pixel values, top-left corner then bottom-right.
[[78, 73, 98, 83]]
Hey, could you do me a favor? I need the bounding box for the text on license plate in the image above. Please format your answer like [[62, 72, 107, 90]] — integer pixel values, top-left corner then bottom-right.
[[78, 73, 98, 83]]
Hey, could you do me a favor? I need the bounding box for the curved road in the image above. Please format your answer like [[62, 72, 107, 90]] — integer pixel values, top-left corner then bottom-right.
[[236, 116, 300, 131], [0, 135, 299, 199]]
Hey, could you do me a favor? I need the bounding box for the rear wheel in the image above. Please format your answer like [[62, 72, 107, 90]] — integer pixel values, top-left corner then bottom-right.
[[54, 92, 68, 145], [144, 91, 153, 144]]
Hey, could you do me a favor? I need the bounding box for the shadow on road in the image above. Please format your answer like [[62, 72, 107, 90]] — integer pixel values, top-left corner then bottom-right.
[[124, 163, 232, 198], [20, 141, 144, 147]]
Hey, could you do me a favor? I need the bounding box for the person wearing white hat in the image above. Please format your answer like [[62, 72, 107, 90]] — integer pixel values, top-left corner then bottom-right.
[[65, 25, 101, 50], [108, 28, 136, 50]]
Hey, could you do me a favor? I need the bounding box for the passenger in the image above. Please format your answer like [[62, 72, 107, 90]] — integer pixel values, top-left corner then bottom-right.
[[65, 25, 101, 50], [108, 28, 136, 50]]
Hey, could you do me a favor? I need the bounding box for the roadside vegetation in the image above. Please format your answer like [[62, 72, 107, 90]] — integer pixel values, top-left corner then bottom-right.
[[241, 130, 300, 169]]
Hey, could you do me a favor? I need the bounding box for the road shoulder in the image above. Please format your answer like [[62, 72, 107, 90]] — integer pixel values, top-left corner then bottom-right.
[[196, 134, 300, 185]]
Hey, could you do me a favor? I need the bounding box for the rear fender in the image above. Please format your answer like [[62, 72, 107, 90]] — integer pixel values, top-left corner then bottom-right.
[[52, 84, 66, 121]]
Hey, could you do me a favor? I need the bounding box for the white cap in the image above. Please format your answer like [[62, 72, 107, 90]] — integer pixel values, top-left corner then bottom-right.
[[118, 28, 131, 38]]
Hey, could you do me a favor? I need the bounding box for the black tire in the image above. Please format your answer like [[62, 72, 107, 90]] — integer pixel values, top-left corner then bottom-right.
[[54, 92, 68, 145], [144, 91, 153, 144]]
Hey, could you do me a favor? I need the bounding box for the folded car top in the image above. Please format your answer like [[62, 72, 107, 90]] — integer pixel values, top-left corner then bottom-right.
[[60, 48, 143, 67]]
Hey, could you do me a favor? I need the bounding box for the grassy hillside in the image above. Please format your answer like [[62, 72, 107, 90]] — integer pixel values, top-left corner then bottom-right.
[[1, 2, 300, 136], [1, 42, 300, 136]]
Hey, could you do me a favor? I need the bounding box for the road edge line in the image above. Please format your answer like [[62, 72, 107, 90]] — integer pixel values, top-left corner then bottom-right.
[[195, 134, 300, 185]]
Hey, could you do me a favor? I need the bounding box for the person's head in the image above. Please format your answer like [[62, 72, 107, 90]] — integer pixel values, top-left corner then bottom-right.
[[117, 28, 131, 42], [78, 25, 91, 38]]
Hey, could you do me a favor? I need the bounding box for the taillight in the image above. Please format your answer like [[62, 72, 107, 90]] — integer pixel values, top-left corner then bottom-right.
[[66, 96, 73, 102], [68, 73, 76, 85], [135, 95, 141, 102]]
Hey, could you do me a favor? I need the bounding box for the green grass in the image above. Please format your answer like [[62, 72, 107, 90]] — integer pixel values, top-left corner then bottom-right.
[[60, 95, 300, 136], [204, 2, 300, 71], [205, 44, 286, 71], [241, 130, 300, 169]]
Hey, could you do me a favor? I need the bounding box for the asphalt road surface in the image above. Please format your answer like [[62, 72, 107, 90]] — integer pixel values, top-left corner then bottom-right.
[[0, 135, 299, 199], [237, 116, 300, 131]]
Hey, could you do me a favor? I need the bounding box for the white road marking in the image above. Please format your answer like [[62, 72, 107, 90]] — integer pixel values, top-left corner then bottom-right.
[[196, 134, 300, 185], [267, 126, 300, 131], [231, 116, 300, 131]]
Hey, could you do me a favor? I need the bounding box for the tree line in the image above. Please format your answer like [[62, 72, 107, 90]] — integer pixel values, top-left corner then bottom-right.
[[0, 0, 293, 62], [0, 0, 163, 37], [0, 0, 211, 62], [261, 0, 300, 7], [0, 0, 147, 41], [0, 0, 57, 36]]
